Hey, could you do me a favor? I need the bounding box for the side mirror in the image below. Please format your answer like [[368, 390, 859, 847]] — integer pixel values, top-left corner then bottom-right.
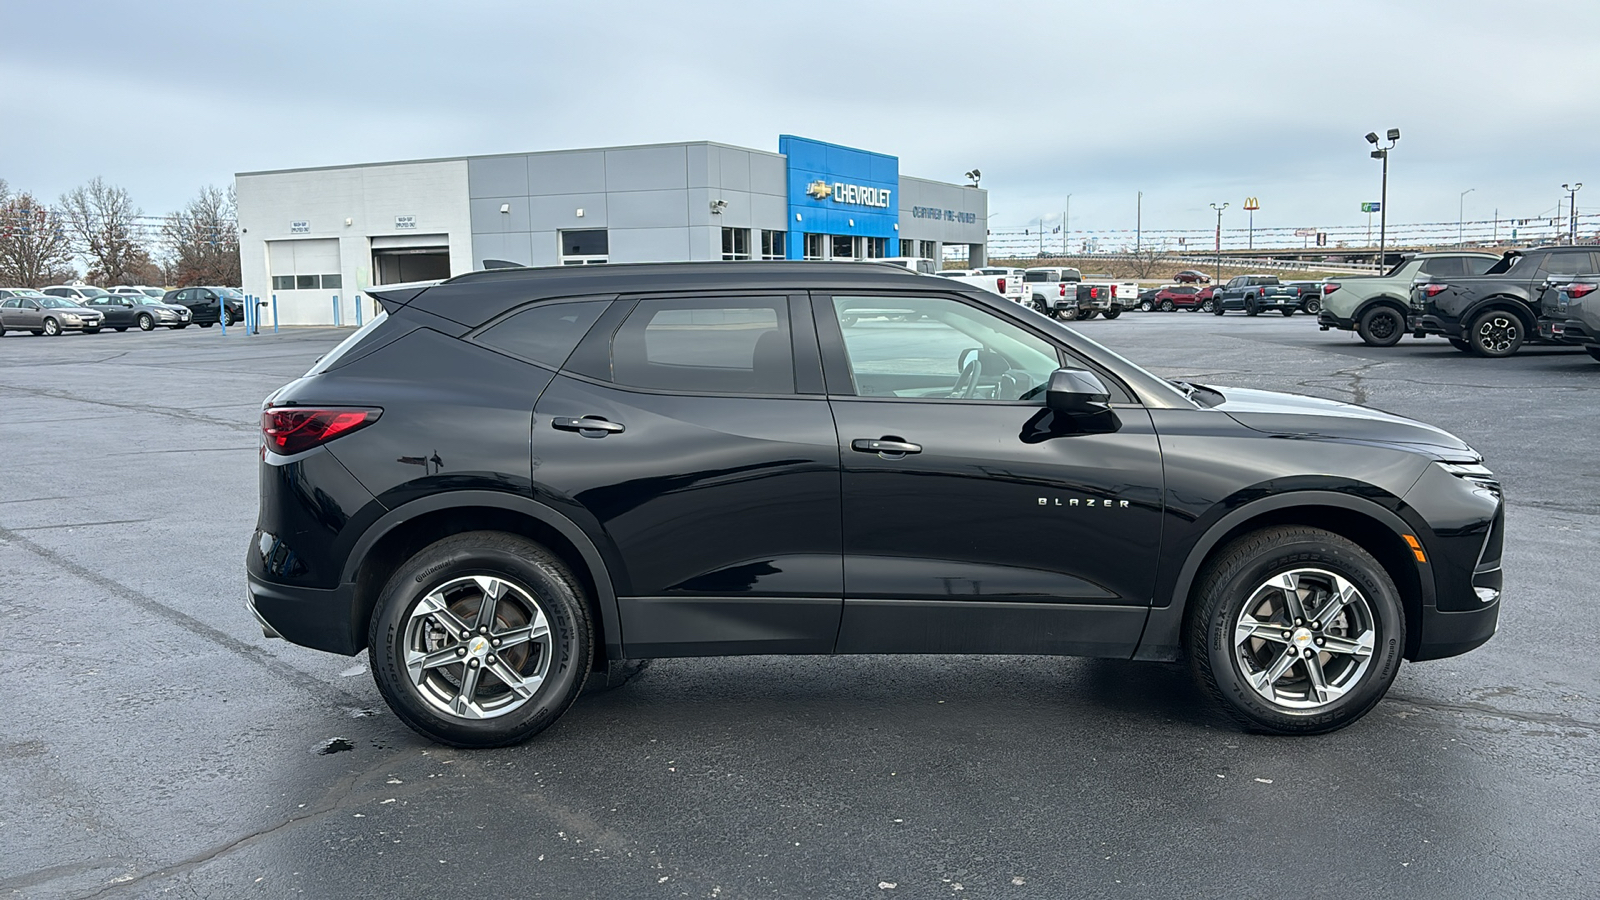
[[1045, 368, 1111, 414]]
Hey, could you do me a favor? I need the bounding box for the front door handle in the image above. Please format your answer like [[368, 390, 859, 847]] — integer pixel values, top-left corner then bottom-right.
[[552, 416, 625, 437], [851, 437, 922, 457]]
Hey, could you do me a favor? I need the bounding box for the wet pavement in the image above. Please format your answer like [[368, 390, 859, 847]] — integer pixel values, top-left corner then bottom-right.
[[1, 314, 1595, 899]]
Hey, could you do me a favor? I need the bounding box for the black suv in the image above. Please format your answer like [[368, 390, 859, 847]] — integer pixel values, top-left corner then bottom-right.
[[1411, 246, 1600, 356], [166, 286, 244, 326], [249, 262, 1503, 747]]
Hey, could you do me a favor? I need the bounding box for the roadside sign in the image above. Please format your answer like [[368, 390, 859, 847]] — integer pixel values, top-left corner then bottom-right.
[[1243, 197, 1260, 211], [1316, 232, 1327, 247], [1294, 229, 1315, 237], [1361, 202, 1381, 213]]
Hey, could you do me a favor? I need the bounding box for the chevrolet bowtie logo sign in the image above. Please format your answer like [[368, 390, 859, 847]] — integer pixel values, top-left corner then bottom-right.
[[806, 180, 833, 200]]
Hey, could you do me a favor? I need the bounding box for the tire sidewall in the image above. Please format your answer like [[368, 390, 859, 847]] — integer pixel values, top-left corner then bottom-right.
[[368, 535, 592, 747], [1194, 533, 1405, 733], [1469, 310, 1523, 358], [1359, 306, 1403, 346], [138, 313, 154, 331]]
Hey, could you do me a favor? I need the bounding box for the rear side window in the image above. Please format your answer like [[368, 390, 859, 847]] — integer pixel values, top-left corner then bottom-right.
[[1419, 258, 1464, 277], [1464, 257, 1496, 276], [1539, 252, 1593, 277], [478, 300, 608, 369], [611, 298, 793, 395]]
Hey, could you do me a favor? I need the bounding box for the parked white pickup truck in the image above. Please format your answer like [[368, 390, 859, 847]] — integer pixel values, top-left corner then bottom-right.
[[935, 268, 1026, 304]]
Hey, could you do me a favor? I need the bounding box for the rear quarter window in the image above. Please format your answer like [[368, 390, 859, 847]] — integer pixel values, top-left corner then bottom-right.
[[476, 300, 609, 369]]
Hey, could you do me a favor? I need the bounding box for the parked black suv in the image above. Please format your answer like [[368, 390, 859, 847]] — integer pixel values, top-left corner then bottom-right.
[[249, 262, 1503, 747], [166, 286, 244, 326], [1411, 246, 1600, 356]]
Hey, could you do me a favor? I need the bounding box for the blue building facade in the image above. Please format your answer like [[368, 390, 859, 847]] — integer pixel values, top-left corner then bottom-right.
[[779, 135, 901, 260]]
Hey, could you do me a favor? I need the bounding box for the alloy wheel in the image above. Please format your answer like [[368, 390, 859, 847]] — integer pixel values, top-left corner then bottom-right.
[[1476, 315, 1519, 354], [403, 575, 554, 720], [1233, 568, 1376, 710]]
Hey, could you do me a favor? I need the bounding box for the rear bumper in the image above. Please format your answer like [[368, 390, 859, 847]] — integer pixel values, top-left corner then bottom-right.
[[1318, 309, 1355, 330], [247, 570, 362, 656], [1409, 314, 1458, 338], [1542, 317, 1596, 345]]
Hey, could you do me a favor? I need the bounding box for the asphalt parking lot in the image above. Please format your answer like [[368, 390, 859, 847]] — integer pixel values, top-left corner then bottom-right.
[[2, 314, 1597, 900]]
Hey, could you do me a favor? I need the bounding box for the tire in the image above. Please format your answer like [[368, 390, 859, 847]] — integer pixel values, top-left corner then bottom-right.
[[1102, 307, 1121, 319], [1281, 308, 1295, 317], [1245, 300, 1259, 317], [1587, 346, 1600, 362], [114, 326, 128, 332], [224, 311, 239, 326], [200, 322, 214, 328], [0, 324, 6, 336], [1201, 299, 1216, 313], [1032, 298, 1048, 315], [368, 531, 593, 747], [1160, 300, 1176, 312], [1467, 309, 1524, 358], [43, 317, 61, 336], [1213, 303, 1225, 315], [1140, 300, 1153, 312], [1448, 338, 1472, 352], [1304, 298, 1322, 314], [1185, 526, 1405, 735], [137, 313, 155, 331], [1356, 306, 1405, 347]]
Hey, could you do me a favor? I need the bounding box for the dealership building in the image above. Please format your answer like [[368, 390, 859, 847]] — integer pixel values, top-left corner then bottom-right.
[[235, 135, 989, 325]]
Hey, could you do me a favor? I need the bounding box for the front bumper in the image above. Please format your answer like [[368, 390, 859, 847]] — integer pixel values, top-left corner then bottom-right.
[[1413, 600, 1500, 661]]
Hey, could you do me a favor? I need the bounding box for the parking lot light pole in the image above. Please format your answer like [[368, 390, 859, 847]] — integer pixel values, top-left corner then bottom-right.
[[1210, 202, 1228, 283], [1563, 183, 1583, 243], [1459, 188, 1474, 245], [1366, 128, 1399, 269]]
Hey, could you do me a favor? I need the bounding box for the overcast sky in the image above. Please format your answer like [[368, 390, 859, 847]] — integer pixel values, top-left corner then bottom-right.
[[5, 0, 1596, 238]]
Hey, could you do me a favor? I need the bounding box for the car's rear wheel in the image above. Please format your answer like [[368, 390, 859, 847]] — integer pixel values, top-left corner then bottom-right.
[[1160, 300, 1175, 312], [1356, 306, 1404, 347], [1304, 298, 1322, 314], [1468, 310, 1524, 358], [137, 313, 155, 331], [368, 531, 593, 747], [1102, 307, 1122, 319], [1186, 526, 1404, 735], [42, 317, 61, 336], [1032, 298, 1048, 315]]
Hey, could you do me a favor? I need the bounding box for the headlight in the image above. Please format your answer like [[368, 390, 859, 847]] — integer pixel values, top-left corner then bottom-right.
[[63, 314, 81, 322]]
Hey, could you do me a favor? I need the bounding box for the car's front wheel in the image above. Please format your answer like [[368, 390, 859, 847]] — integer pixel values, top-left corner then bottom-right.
[[369, 531, 593, 747], [1468, 310, 1524, 358], [1160, 300, 1175, 312], [137, 313, 155, 331], [42, 317, 61, 336], [1186, 526, 1404, 735], [1102, 307, 1122, 319], [1201, 299, 1216, 313], [1140, 300, 1153, 312]]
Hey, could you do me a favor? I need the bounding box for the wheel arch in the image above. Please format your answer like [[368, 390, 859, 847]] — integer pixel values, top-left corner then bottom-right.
[[1135, 491, 1432, 663], [342, 491, 623, 668], [1354, 295, 1408, 319], [1465, 296, 1537, 333]]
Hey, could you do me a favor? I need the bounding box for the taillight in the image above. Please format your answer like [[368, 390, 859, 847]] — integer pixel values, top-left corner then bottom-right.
[[997, 277, 1006, 293], [1110, 285, 1118, 298], [1566, 283, 1598, 299], [1089, 287, 1099, 299], [262, 407, 381, 455], [1323, 283, 1339, 295], [1422, 284, 1450, 298], [1059, 283, 1068, 297]]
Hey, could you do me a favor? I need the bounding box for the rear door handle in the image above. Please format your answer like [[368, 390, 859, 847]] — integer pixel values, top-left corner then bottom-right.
[[552, 416, 625, 436], [851, 437, 922, 456]]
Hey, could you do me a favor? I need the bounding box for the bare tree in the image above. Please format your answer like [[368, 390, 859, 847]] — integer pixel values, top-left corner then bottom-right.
[[60, 177, 152, 285], [0, 186, 78, 287], [1124, 246, 1170, 279], [164, 184, 240, 287]]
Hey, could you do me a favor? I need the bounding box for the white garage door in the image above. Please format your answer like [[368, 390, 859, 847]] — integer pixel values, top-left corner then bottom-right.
[[268, 239, 342, 291]]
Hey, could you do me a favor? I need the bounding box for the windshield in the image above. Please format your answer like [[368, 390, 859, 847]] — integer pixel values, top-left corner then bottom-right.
[[39, 297, 82, 308]]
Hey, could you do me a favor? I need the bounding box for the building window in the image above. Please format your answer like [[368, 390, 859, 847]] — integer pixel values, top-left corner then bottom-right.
[[804, 233, 824, 260], [900, 239, 915, 257], [272, 275, 294, 291], [721, 227, 751, 261], [296, 275, 317, 290], [761, 230, 785, 260], [830, 234, 855, 260], [559, 229, 608, 265], [863, 237, 887, 259], [920, 240, 937, 260], [322, 273, 342, 289]]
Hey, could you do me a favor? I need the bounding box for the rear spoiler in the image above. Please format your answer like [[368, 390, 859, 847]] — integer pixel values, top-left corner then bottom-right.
[[367, 279, 443, 314]]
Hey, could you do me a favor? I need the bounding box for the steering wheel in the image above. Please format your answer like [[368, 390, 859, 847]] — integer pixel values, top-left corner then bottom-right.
[[950, 357, 983, 399]]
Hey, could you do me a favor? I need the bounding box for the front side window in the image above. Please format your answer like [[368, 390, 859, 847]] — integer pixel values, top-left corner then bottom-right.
[[610, 298, 793, 395], [830, 296, 1061, 402]]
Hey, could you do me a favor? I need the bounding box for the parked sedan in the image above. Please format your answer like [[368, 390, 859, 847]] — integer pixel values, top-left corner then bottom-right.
[[1173, 269, 1211, 284], [166, 286, 245, 326], [82, 295, 194, 331], [0, 295, 106, 335]]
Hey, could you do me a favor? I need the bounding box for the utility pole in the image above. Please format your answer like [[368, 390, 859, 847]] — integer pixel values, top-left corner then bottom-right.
[[1365, 128, 1400, 269], [1564, 183, 1583, 243], [1136, 191, 1142, 252], [1065, 194, 1072, 255], [1459, 188, 1474, 245], [1210, 202, 1228, 284]]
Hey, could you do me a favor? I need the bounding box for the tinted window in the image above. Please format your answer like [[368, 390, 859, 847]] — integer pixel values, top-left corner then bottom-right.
[[478, 300, 608, 369], [830, 295, 1061, 402], [1539, 252, 1594, 277], [560, 229, 608, 256], [0, 299, 16, 309], [1464, 257, 1496, 276], [1419, 258, 1464, 278], [611, 298, 793, 395]]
